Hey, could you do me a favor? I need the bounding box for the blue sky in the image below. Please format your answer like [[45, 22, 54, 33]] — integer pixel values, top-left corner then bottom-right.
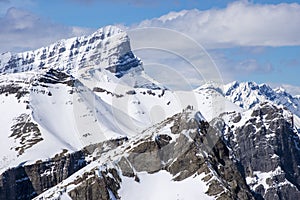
[[2, 0, 299, 27], [0, 0, 300, 93], [0, 0, 236, 27]]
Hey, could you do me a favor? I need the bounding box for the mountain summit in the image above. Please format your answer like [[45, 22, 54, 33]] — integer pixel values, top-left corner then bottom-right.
[[0, 26, 300, 200]]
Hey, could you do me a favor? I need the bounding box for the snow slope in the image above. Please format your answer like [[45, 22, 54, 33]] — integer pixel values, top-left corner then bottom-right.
[[0, 25, 242, 173], [119, 171, 213, 200], [2, 25, 300, 199]]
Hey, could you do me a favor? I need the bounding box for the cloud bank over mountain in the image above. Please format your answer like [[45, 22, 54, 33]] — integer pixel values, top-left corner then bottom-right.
[[136, 1, 300, 48], [0, 7, 93, 53]]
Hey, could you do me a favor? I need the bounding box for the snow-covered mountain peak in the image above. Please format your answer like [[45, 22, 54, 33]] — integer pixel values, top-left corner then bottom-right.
[[224, 81, 260, 96], [274, 86, 285, 93], [91, 25, 124, 37], [194, 81, 224, 95], [0, 25, 141, 79], [273, 86, 293, 98], [196, 81, 223, 89], [223, 81, 300, 118], [2, 24, 300, 200]]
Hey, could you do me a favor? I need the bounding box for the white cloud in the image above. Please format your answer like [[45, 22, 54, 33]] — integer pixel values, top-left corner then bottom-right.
[[208, 49, 276, 80], [135, 1, 300, 48], [128, 1, 300, 86], [0, 0, 35, 16], [235, 59, 273, 73], [0, 7, 93, 53], [127, 28, 224, 90], [0, 1, 298, 89]]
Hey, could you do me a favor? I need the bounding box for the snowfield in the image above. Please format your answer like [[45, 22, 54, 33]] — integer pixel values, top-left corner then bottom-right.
[[1, 25, 300, 200]]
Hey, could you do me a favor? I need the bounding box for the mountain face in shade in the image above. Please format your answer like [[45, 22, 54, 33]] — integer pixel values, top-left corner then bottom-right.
[[0, 26, 300, 200]]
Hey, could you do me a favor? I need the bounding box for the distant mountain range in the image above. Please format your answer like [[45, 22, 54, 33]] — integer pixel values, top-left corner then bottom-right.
[[0, 26, 300, 200]]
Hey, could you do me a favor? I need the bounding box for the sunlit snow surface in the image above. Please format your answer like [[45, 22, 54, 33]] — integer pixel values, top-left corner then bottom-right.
[[0, 67, 240, 173], [119, 171, 213, 200], [1, 25, 300, 200]]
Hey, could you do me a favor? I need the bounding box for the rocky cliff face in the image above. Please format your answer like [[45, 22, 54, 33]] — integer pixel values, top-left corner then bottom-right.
[[222, 102, 300, 199], [1, 102, 300, 200], [1, 25, 300, 200], [33, 108, 256, 200], [0, 150, 86, 200], [0, 26, 142, 77], [0, 25, 161, 177]]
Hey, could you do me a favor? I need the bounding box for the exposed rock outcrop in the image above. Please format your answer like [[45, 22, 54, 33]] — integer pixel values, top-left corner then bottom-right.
[[224, 102, 300, 199], [37, 108, 254, 200], [0, 150, 86, 200]]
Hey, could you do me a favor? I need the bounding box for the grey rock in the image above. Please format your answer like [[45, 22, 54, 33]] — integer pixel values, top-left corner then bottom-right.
[[226, 102, 300, 199], [0, 151, 86, 200]]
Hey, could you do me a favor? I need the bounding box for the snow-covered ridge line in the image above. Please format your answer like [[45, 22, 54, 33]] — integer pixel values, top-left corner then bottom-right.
[[223, 81, 300, 117], [0, 25, 140, 76], [196, 80, 300, 119]]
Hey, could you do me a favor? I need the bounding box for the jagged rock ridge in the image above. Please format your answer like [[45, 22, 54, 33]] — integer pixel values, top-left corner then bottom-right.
[[0, 25, 300, 200], [0, 26, 141, 78]]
